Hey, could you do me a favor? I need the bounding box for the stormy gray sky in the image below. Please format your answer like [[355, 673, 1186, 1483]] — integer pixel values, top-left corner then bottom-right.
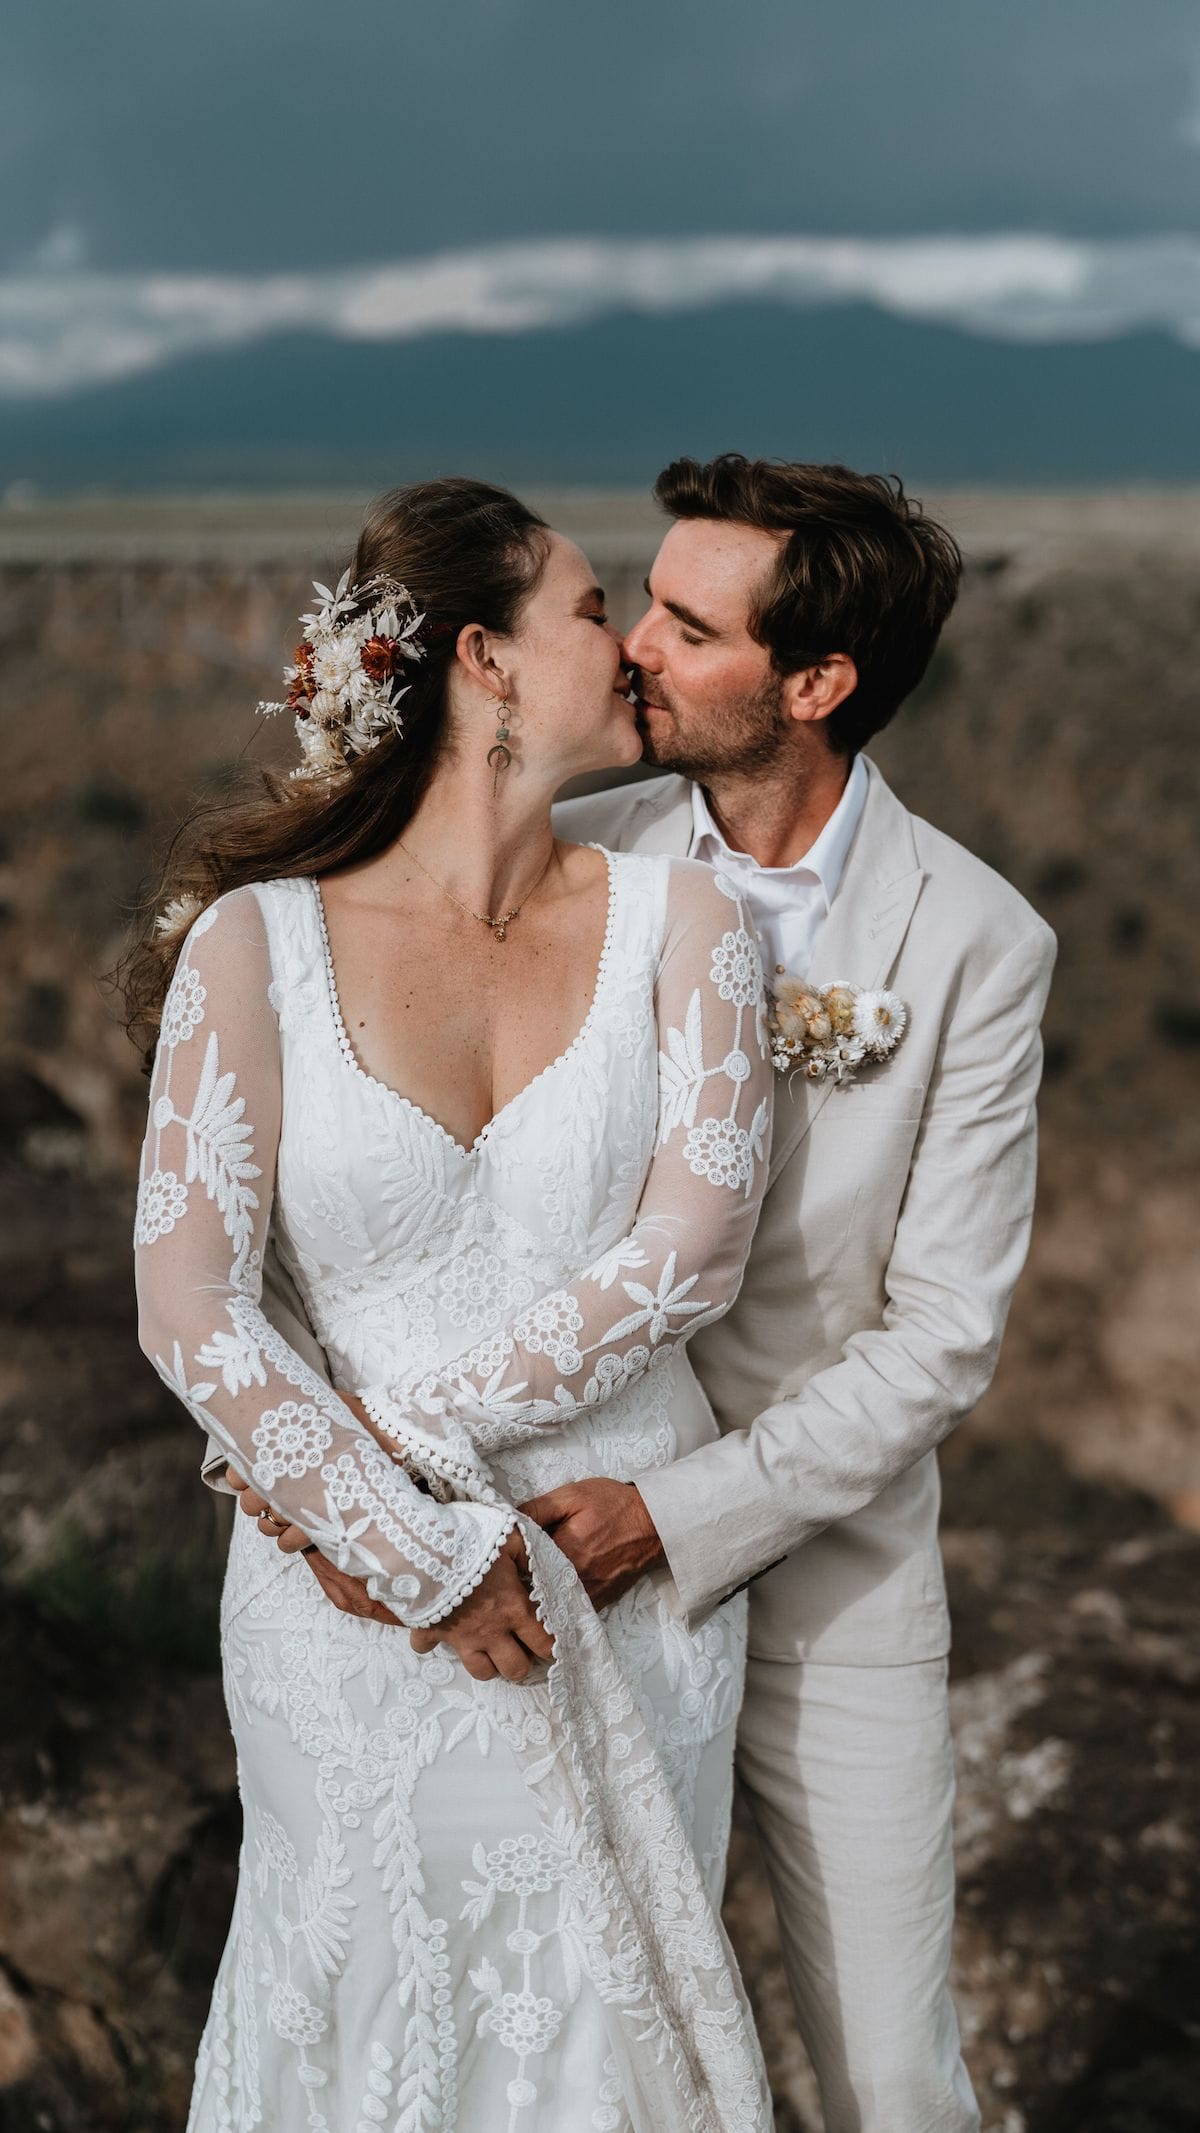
[[4, 1, 1199, 482]]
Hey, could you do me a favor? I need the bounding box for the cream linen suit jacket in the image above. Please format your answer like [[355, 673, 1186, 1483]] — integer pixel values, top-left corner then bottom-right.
[[202, 757, 1054, 1667], [554, 757, 1056, 1665]]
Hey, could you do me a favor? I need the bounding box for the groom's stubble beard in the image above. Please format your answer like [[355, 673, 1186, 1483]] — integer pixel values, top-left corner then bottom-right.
[[635, 668, 791, 781]]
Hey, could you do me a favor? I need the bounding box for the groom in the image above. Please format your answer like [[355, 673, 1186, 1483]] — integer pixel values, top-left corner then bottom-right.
[[523, 455, 1055, 2132]]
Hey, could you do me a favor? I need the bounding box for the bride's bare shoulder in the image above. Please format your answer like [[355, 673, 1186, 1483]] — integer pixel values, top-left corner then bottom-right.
[[554, 838, 616, 891]]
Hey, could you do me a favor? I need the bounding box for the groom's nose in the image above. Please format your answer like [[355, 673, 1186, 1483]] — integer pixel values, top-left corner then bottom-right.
[[622, 609, 657, 669]]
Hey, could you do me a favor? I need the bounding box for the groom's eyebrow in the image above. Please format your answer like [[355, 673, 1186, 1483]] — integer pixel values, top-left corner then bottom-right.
[[642, 576, 719, 638]]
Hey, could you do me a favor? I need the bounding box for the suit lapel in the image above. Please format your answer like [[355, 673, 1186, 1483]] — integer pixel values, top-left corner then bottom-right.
[[766, 764, 926, 1188]]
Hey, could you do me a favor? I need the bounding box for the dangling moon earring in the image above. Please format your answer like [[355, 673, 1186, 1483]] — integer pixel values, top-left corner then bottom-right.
[[486, 697, 512, 796]]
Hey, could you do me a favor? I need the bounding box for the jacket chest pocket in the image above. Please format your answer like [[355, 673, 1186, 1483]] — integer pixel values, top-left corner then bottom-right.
[[798, 1077, 926, 1252], [825, 1075, 927, 1122]]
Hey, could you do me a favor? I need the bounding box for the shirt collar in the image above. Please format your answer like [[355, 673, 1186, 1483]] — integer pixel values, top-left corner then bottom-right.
[[688, 750, 869, 912]]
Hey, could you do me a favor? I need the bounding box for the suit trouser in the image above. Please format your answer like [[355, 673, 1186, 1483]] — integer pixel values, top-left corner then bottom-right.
[[735, 1652, 980, 2133]]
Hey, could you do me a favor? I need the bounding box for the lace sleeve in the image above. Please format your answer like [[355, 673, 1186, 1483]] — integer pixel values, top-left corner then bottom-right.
[[133, 887, 515, 1627], [362, 862, 772, 1459]]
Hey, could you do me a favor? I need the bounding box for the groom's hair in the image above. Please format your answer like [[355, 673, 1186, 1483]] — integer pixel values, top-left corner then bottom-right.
[[654, 454, 962, 759]]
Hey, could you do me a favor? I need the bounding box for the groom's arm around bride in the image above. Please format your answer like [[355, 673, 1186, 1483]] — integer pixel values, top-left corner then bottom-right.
[[539, 814, 1054, 1640]]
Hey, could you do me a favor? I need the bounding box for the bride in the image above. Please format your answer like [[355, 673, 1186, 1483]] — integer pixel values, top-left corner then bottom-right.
[[127, 478, 774, 2132]]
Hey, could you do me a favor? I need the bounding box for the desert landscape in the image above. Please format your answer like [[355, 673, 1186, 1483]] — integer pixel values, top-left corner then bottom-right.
[[0, 488, 1196, 2131]]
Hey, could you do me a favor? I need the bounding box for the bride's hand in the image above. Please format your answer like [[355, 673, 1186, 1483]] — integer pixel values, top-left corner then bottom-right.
[[408, 1529, 555, 1684], [222, 1468, 552, 1667], [225, 1464, 313, 1552]]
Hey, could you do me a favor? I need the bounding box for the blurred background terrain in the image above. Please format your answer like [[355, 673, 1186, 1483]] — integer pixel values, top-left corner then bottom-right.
[[0, 488, 1196, 2131], [5, 0, 1200, 2123]]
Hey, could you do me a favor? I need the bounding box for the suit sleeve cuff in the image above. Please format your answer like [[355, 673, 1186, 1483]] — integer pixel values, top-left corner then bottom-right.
[[636, 1465, 729, 1631], [201, 1435, 236, 1494]]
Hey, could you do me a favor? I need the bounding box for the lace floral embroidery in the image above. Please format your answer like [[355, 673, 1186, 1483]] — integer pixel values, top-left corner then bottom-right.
[[710, 926, 762, 1006], [135, 1168, 188, 1244], [137, 859, 775, 2132], [365, 863, 772, 1464], [161, 963, 206, 1049], [252, 1400, 333, 1484]]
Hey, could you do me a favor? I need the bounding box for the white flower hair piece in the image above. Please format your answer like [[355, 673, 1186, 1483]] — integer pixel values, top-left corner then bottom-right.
[[767, 973, 908, 1084], [257, 567, 430, 781], [154, 893, 205, 941]]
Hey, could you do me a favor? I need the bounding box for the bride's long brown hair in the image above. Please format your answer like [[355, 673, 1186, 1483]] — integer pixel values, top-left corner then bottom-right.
[[117, 478, 550, 1074]]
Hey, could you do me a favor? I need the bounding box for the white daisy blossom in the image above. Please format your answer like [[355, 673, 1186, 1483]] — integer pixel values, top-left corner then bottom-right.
[[853, 988, 908, 1056], [313, 637, 364, 694]]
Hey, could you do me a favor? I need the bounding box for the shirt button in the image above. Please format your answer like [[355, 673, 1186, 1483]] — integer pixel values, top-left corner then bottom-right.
[[775, 963, 785, 975]]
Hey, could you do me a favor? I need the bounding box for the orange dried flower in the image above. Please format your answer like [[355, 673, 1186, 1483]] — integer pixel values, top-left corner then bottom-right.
[[360, 635, 401, 684]]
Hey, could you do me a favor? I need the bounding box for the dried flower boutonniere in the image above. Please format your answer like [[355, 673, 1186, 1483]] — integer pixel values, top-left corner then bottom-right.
[[767, 974, 908, 1084]]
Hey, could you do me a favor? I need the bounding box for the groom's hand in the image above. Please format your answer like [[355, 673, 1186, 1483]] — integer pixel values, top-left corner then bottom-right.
[[518, 1479, 663, 1609]]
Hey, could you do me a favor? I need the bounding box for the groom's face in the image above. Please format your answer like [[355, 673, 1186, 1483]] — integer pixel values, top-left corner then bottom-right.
[[624, 520, 790, 777]]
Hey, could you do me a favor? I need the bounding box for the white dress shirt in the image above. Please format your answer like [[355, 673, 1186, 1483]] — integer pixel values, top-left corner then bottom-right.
[[687, 750, 870, 981]]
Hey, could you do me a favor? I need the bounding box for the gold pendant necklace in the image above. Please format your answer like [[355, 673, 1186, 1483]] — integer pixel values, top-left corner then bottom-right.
[[398, 839, 554, 942]]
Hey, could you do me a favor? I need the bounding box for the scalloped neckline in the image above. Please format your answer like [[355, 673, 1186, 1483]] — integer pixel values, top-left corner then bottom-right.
[[309, 843, 620, 1161]]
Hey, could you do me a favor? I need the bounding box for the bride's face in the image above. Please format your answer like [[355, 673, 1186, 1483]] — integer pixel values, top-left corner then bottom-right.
[[500, 532, 641, 779]]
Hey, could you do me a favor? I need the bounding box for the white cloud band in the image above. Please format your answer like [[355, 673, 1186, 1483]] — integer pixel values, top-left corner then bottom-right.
[[3, 232, 1200, 399]]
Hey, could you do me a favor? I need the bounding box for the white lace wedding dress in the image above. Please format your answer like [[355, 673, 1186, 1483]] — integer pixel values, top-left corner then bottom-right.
[[134, 845, 775, 2133]]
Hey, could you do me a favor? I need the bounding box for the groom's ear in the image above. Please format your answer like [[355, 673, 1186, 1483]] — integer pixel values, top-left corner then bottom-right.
[[783, 652, 858, 729]]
